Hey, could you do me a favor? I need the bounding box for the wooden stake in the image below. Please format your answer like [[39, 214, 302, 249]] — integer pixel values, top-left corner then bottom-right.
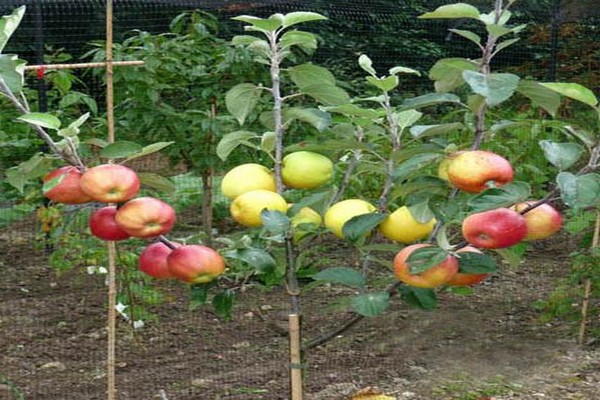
[[578, 210, 599, 345], [289, 314, 303, 400], [24, 60, 144, 71]]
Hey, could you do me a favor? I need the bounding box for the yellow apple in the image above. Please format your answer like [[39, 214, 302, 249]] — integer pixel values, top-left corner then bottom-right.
[[379, 206, 436, 243], [229, 189, 288, 227], [288, 204, 322, 241], [282, 151, 333, 189], [324, 199, 376, 238], [221, 163, 276, 200], [511, 201, 563, 240]]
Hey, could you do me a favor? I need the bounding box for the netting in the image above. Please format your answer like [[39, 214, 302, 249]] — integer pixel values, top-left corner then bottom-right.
[[1, 1, 599, 399]]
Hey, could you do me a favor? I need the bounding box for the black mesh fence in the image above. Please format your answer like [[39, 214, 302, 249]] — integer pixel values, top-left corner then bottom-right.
[[1, 1, 599, 399]]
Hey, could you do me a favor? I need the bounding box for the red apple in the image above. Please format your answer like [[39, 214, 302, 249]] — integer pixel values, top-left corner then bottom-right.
[[89, 206, 131, 241], [42, 166, 93, 204], [511, 201, 562, 240], [446, 246, 489, 287], [393, 243, 459, 289], [139, 241, 181, 279], [447, 150, 514, 193], [167, 245, 226, 284], [79, 164, 140, 203], [462, 208, 527, 249], [114, 197, 176, 238]]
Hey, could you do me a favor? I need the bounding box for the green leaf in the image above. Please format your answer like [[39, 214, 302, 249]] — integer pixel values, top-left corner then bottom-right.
[[0, 53, 25, 93], [231, 35, 263, 46], [261, 209, 291, 235], [467, 181, 531, 212], [0, 203, 35, 228], [100, 141, 143, 158], [486, 24, 512, 37], [226, 83, 261, 126], [539, 82, 598, 107], [406, 246, 449, 274], [409, 122, 464, 139], [282, 11, 327, 28], [5, 153, 53, 193], [122, 142, 174, 163], [399, 93, 462, 111], [237, 248, 276, 274], [189, 283, 211, 310], [280, 30, 317, 51], [212, 289, 235, 320], [366, 75, 399, 92], [284, 107, 331, 131], [495, 37, 520, 53], [399, 286, 438, 310], [300, 84, 350, 106], [457, 251, 497, 274], [396, 109, 423, 131], [312, 267, 366, 288], [493, 242, 527, 268], [138, 172, 175, 194], [350, 292, 390, 317], [557, 172, 600, 210], [429, 58, 478, 92], [408, 200, 435, 224], [288, 63, 336, 88], [232, 15, 282, 32], [260, 131, 275, 153], [462, 71, 520, 106], [419, 3, 481, 19], [17, 112, 61, 130], [388, 66, 420, 76], [57, 113, 90, 138], [288, 190, 331, 216], [327, 104, 383, 119], [539, 140, 584, 171], [216, 130, 259, 161], [516, 80, 561, 117], [393, 153, 443, 181], [358, 54, 377, 76], [0, 5, 25, 53], [342, 212, 387, 242], [448, 29, 481, 46]]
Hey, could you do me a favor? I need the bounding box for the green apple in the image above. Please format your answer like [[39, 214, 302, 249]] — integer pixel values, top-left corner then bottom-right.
[[282, 151, 333, 189], [221, 163, 276, 200]]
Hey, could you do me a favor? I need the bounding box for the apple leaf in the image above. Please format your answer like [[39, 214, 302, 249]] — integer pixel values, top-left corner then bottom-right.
[[299, 84, 351, 106], [342, 212, 387, 243], [467, 181, 531, 212], [539, 82, 598, 107], [429, 58, 478, 93], [407, 246, 449, 275], [312, 267, 366, 288], [0, 54, 26, 93], [457, 251, 497, 274], [557, 172, 600, 210], [261, 209, 291, 235], [399, 286, 438, 310], [42, 174, 65, 194], [189, 283, 212, 310], [398, 93, 462, 112], [100, 141, 143, 158], [237, 248, 276, 275], [280, 31, 318, 51], [288, 190, 331, 216], [226, 83, 262, 126], [358, 54, 377, 76], [462, 71, 520, 106], [396, 109, 423, 130], [212, 289, 235, 320], [0, 203, 36, 228], [57, 113, 90, 138], [493, 242, 527, 268], [17, 112, 61, 130], [284, 107, 331, 131], [138, 172, 175, 194], [288, 63, 337, 88], [409, 122, 464, 139], [419, 3, 481, 20], [122, 141, 174, 163], [366, 75, 399, 92], [260, 131, 276, 153], [232, 15, 282, 32], [393, 153, 443, 181], [517, 80, 561, 117], [539, 140, 584, 171], [350, 292, 390, 317], [281, 11, 327, 28], [448, 28, 481, 46], [216, 130, 259, 161], [5, 153, 53, 193], [408, 200, 436, 224], [0, 5, 25, 53]]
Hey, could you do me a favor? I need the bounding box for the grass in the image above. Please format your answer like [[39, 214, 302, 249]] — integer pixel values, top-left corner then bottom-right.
[[432, 374, 523, 400]]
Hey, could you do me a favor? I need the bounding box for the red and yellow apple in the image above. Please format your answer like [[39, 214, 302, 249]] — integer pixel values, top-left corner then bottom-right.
[[79, 164, 140, 203], [446, 246, 489, 287], [115, 197, 176, 238], [42, 166, 93, 204], [447, 150, 513, 193], [167, 245, 226, 284], [139, 241, 181, 279], [89, 206, 131, 241], [229, 189, 288, 227], [282, 151, 333, 189], [511, 201, 562, 240], [462, 208, 528, 249], [393, 243, 459, 289], [324, 199, 376, 238], [221, 163, 276, 200]]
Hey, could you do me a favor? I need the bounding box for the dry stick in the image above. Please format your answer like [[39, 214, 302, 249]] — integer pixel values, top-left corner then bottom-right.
[[105, 1, 117, 400], [578, 210, 599, 345], [24, 60, 144, 71]]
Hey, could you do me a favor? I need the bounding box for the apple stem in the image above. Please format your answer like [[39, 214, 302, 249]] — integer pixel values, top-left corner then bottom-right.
[[158, 235, 178, 250]]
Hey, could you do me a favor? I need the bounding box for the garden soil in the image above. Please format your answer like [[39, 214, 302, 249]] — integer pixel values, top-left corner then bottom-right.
[[1, 224, 600, 400]]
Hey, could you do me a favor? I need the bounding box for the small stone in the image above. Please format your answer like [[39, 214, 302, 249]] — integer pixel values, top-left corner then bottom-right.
[[260, 304, 273, 311], [232, 341, 250, 349], [191, 378, 214, 387], [40, 361, 66, 371]]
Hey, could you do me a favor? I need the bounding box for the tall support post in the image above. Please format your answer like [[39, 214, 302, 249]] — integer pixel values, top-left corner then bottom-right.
[[547, 0, 562, 81]]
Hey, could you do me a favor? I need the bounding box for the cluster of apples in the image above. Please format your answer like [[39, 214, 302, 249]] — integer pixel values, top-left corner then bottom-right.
[[220, 151, 331, 232], [393, 150, 563, 289], [42, 164, 225, 284]]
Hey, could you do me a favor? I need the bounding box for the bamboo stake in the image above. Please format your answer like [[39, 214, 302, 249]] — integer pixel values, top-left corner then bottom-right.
[[105, 1, 117, 399], [24, 60, 144, 71], [578, 210, 599, 345], [289, 314, 303, 400]]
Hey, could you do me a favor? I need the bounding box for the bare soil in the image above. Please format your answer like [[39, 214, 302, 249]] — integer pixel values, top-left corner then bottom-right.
[[1, 226, 599, 400]]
